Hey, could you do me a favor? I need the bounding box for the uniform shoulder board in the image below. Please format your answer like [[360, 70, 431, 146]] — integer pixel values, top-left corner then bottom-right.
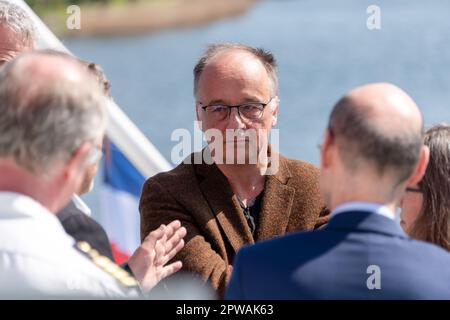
[[75, 241, 140, 290]]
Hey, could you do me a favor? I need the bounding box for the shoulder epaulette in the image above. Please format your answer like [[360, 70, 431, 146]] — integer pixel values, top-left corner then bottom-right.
[[75, 241, 139, 289]]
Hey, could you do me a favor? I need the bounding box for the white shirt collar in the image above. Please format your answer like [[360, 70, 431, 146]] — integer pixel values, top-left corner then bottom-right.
[[0, 191, 68, 229], [71, 194, 91, 216], [332, 201, 395, 220]]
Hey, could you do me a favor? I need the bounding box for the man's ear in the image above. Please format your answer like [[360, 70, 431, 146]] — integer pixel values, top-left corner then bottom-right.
[[63, 141, 91, 185], [320, 128, 334, 170], [407, 145, 430, 186], [195, 104, 201, 122], [195, 104, 206, 132], [271, 97, 279, 127]]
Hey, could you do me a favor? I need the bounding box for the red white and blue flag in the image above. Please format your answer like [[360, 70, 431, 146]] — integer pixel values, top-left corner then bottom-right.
[[100, 141, 146, 264]]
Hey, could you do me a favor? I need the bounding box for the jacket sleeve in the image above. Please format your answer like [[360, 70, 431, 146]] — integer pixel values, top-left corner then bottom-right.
[[139, 177, 233, 298], [313, 206, 331, 230], [224, 249, 245, 300]]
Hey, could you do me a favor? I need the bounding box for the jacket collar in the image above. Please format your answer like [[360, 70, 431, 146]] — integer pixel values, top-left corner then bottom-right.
[[326, 210, 409, 239], [0, 191, 68, 234], [256, 152, 295, 241], [195, 149, 295, 252]]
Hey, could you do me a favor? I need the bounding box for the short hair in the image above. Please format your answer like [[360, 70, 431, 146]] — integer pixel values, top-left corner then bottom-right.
[[0, 0, 36, 47], [36, 49, 112, 97], [410, 124, 450, 250], [193, 43, 278, 97], [328, 96, 423, 183], [85, 62, 111, 97], [0, 51, 107, 173]]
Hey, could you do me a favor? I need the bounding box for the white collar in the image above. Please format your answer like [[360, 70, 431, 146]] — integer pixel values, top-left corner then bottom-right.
[[332, 201, 395, 220], [72, 194, 91, 216], [0, 191, 66, 226]]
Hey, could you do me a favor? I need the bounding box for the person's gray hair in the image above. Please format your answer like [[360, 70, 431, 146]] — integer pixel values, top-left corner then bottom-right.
[[0, 51, 107, 174], [193, 42, 278, 97], [0, 0, 36, 47]]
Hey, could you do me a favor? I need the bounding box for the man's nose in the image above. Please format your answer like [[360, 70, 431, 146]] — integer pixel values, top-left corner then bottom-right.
[[226, 107, 246, 129]]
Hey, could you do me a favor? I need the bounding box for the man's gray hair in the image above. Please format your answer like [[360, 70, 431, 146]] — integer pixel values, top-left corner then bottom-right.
[[193, 43, 278, 97], [0, 0, 36, 47], [0, 51, 107, 173]]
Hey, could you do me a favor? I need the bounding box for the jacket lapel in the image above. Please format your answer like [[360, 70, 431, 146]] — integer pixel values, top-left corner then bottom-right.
[[196, 161, 254, 253], [256, 155, 296, 241]]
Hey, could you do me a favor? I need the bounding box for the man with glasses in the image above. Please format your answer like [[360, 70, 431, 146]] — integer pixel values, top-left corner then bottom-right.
[[140, 43, 329, 297]]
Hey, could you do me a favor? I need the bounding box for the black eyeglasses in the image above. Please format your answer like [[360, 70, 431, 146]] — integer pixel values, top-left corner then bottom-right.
[[406, 187, 422, 193], [199, 97, 274, 122]]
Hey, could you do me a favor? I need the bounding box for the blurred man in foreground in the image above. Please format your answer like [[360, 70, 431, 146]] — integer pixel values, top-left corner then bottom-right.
[[0, 2, 183, 284], [0, 0, 118, 260], [0, 51, 186, 298], [226, 83, 450, 299]]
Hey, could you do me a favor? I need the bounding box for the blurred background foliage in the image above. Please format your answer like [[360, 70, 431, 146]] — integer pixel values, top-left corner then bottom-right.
[[25, 0, 150, 15]]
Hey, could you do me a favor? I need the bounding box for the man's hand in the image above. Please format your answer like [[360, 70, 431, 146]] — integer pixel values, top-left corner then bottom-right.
[[128, 220, 187, 292]]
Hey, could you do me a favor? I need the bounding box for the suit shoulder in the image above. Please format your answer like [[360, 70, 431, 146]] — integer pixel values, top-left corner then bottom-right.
[[241, 228, 323, 257], [406, 238, 450, 261], [281, 155, 320, 179], [279, 156, 322, 199], [75, 241, 139, 290], [58, 207, 103, 233], [143, 155, 196, 190], [58, 200, 82, 222]]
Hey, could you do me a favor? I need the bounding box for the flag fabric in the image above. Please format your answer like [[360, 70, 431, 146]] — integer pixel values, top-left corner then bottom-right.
[[100, 141, 146, 264]]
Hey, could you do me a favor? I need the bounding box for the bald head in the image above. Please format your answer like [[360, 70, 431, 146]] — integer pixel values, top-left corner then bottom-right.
[[344, 83, 423, 132], [328, 83, 424, 183], [0, 51, 107, 173], [8, 51, 95, 105]]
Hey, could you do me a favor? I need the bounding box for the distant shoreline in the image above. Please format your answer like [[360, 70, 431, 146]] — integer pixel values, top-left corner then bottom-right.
[[41, 0, 257, 37]]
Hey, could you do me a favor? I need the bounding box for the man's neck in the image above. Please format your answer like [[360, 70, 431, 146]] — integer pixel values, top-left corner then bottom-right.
[[0, 160, 61, 213], [217, 163, 266, 204], [332, 200, 397, 219], [329, 195, 398, 219]]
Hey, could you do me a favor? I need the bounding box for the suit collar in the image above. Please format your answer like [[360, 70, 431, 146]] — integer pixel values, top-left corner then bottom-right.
[[71, 194, 91, 216], [269, 151, 292, 184], [326, 210, 408, 239]]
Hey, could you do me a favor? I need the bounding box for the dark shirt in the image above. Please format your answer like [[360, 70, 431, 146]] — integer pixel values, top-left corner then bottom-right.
[[58, 199, 114, 261], [238, 193, 263, 236]]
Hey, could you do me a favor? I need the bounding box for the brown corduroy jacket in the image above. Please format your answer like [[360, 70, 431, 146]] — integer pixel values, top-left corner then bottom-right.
[[139, 152, 329, 297]]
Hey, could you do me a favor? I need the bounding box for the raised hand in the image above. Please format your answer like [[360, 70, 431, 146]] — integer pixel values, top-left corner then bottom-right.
[[128, 220, 187, 292]]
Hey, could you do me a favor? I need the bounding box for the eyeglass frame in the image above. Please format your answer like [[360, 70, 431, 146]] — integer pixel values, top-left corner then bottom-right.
[[198, 97, 275, 122], [85, 143, 104, 166], [406, 187, 422, 193]]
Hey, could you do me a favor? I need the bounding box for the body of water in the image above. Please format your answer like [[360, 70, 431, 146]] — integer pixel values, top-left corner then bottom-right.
[[62, 0, 450, 217]]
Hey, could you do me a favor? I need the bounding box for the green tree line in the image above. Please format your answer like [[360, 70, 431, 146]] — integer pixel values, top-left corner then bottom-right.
[[25, 0, 141, 11]]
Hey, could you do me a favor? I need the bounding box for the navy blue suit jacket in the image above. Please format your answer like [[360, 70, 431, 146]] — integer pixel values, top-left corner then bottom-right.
[[226, 211, 450, 299]]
